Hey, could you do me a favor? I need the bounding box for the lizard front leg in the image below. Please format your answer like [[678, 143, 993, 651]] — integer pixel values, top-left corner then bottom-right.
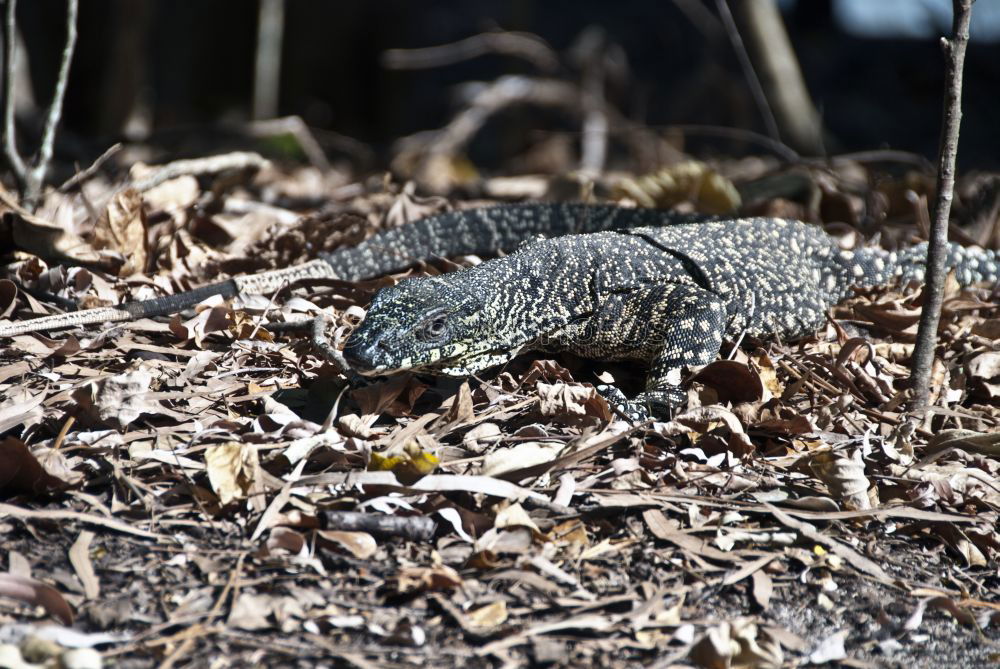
[[595, 284, 728, 421]]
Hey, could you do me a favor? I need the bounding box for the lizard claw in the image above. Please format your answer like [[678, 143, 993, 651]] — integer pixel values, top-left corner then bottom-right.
[[595, 384, 684, 422]]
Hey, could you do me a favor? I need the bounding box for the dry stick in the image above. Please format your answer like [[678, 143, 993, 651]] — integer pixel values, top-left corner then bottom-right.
[[381, 30, 559, 72], [2, 0, 79, 209], [128, 151, 270, 192], [714, 0, 780, 143], [909, 0, 975, 412], [252, 0, 285, 120], [321, 511, 437, 542], [575, 29, 610, 176], [1, 0, 25, 181], [726, 0, 825, 156], [57, 141, 122, 192]]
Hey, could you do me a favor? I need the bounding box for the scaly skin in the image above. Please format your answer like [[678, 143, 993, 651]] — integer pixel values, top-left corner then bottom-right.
[[4, 204, 998, 418]]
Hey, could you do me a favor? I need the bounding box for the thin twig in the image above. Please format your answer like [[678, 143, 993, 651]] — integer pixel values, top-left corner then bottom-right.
[[382, 31, 559, 72], [58, 141, 122, 192], [714, 0, 780, 142], [909, 0, 975, 411], [663, 123, 799, 162], [2, 0, 26, 182], [252, 0, 285, 120], [574, 28, 610, 176], [23, 0, 78, 207], [128, 151, 270, 192]]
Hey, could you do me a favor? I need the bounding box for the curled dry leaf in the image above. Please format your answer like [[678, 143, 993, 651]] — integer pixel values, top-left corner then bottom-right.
[[78, 369, 155, 429], [0, 437, 69, 498], [316, 530, 378, 559], [68, 531, 99, 600], [536, 381, 611, 420], [0, 573, 73, 625], [689, 618, 783, 669], [395, 564, 463, 594], [205, 442, 262, 506], [0, 386, 46, 434], [493, 503, 541, 534], [92, 188, 148, 276], [479, 441, 562, 478], [692, 360, 768, 405], [466, 600, 508, 630], [169, 301, 234, 347], [462, 422, 503, 452], [927, 428, 1000, 457], [265, 527, 307, 556], [0, 279, 16, 318], [808, 450, 872, 511], [7, 210, 103, 265], [227, 592, 274, 631]]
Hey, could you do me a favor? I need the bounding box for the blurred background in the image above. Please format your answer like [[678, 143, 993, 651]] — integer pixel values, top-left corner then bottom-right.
[[10, 0, 1000, 180]]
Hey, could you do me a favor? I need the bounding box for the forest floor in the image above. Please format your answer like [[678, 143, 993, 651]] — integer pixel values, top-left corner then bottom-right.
[[0, 151, 998, 668]]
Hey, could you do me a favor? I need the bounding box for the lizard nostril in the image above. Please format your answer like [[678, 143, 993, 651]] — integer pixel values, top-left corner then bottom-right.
[[377, 339, 391, 352]]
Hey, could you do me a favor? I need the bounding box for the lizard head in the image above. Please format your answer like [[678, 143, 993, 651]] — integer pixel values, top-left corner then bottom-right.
[[342, 275, 521, 377]]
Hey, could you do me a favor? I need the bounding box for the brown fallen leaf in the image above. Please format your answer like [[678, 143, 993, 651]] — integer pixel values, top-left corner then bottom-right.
[[395, 564, 463, 594], [316, 530, 378, 559], [0, 437, 69, 498], [6, 210, 103, 266], [808, 449, 872, 511], [92, 188, 148, 275], [692, 360, 767, 405], [536, 381, 611, 420], [0, 573, 73, 625], [205, 442, 263, 507], [466, 600, 508, 630]]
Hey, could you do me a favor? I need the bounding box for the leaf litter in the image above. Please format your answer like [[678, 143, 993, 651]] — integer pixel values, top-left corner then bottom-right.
[[0, 155, 997, 668]]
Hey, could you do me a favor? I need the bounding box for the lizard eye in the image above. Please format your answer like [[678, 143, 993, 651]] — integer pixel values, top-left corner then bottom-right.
[[418, 313, 448, 341]]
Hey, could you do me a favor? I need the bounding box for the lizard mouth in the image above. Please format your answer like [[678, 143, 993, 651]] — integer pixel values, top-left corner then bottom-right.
[[343, 342, 517, 378]]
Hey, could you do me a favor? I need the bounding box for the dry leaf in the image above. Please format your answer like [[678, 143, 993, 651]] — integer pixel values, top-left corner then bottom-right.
[[396, 565, 463, 594], [205, 442, 262, 506], [316, 530, 378, 559], [68, 531, 99, 600], [0, 573, 73, 625], [808, 450, 872, 510], [92, 188, 148, 275], [467, 601, 508, 630], [0, 437, 68, 498], [480, 441, 562, 478]]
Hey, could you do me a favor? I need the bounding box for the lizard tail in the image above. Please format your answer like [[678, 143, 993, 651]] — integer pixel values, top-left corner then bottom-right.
[[1, 204, 703, 337], [319, 203, 709, 280], [0, 259, 336, 337], [850, 243, 1000, 290], [892, 242, 1000, 286]]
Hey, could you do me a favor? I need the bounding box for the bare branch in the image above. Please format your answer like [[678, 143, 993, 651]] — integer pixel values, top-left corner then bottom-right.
[[2, 0, 26, 182], [252, 0, 285, 120], [573, 27, 610, 176], [382, 31, 559, 73], [23, 0, 78, 207], [58, 141, 122, 192], [908, 0, 975, 412], [128, 151, 270, 193], [714, 0, 780, 143], [726, 0, 826, 156]]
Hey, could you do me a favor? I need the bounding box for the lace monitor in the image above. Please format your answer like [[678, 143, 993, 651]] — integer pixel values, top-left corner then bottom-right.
[[3, 203, 998, 418]]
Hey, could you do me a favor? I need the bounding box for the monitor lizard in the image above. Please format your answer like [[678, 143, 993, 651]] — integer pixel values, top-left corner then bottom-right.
[[2, 203, 998, 418]]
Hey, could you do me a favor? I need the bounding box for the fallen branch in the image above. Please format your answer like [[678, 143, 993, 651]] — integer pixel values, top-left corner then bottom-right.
[[321, 510, 437, 542], [128, 151, 271, 192]]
